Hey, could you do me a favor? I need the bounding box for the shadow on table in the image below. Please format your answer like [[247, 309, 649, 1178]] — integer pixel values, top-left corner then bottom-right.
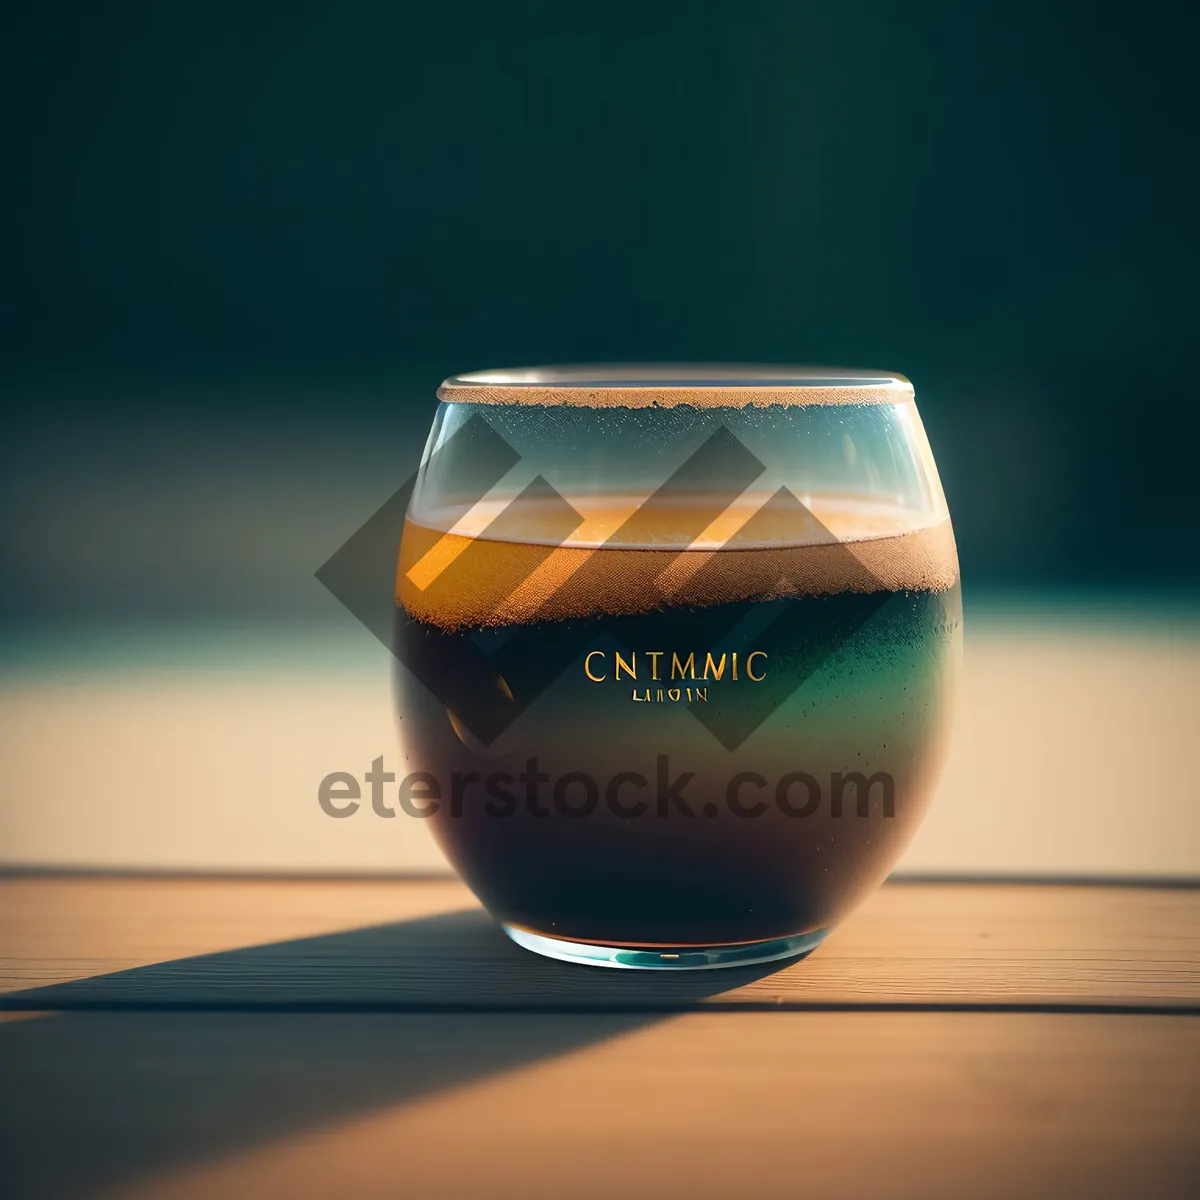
[[0, 907, 791, 1198]]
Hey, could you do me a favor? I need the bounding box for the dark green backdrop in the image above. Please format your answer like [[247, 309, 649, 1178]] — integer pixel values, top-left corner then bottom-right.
[[2, 1, 1197, 618]]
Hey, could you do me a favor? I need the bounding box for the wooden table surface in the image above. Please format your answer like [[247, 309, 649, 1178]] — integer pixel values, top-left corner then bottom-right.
[[1, 877, 1197, 1198]]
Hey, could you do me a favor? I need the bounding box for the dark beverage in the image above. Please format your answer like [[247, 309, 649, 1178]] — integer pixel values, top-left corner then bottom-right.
[[392, 364, 961, 967], [395, 500, 960, 955]]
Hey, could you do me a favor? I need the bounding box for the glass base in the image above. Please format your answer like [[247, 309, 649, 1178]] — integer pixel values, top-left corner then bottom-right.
[[502, 924, 829, 970]]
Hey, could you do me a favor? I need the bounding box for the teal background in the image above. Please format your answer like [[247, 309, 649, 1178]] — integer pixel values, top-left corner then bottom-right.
[[2, 1, 1198, 619]]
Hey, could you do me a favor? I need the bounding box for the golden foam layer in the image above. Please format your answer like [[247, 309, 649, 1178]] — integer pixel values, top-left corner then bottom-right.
[[398, 514, 959, 631], [438, 365, 912, 409]]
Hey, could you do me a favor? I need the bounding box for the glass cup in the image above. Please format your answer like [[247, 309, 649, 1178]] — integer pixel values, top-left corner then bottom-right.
[[394, 366, 961, 968]]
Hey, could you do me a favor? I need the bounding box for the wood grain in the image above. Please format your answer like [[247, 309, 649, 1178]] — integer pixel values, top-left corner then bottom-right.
[[1, 878, 1197, 1010], [2, 1010, 1196, 1199], [2, 879, 1197, 1199]]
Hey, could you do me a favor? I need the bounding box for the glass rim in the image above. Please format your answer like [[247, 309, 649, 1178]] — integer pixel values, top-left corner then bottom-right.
[[438, 363, 913, 408]]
